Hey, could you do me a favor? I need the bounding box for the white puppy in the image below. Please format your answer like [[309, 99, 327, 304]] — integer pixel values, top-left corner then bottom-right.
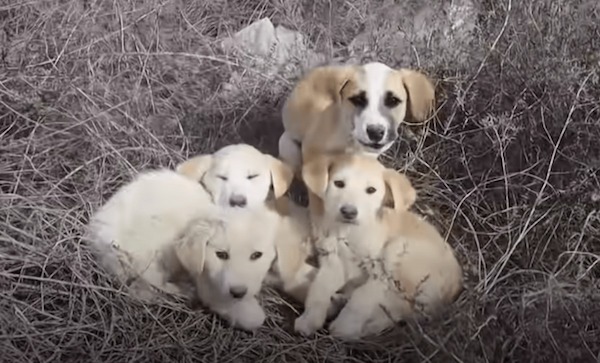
[[176, 143, 293, 209], [86, 169, 281, 331], [294, 154, 463, 339]]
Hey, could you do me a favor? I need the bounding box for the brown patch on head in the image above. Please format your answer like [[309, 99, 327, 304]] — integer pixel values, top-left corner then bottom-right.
[[338, 66, 363, 101]]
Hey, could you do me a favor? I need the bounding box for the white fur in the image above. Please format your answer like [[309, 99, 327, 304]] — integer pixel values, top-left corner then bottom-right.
[[202, 144, 274, 208], [350, 62, 395, 155], [86, 168, 281, 331]]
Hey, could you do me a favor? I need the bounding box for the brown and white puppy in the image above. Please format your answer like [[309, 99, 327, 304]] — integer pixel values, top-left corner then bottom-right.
[[278, 62, 435, 172], [294, 154, 463, 339]]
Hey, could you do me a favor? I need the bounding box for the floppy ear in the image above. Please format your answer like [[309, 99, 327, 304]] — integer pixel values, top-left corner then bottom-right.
[[301, 155, 333, 198], [175, 155, 213, 181], [266, 155, 294, 199], [337, 66, 359, 101], [398, 69, 436, 122], [174, 218, 219, 276], [383, 169, 417, 211]]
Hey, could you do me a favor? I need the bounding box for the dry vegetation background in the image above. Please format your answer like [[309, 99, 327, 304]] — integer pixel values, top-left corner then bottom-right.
[[1, 0, 600, 362]]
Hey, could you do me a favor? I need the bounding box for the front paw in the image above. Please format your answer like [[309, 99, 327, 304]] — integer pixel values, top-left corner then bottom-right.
[[328, 310, 365, 339], [294, 311, 324, 336], [227, 298, 266, 331]]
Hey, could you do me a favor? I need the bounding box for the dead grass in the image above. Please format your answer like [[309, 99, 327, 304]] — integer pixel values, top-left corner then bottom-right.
[[1, 0, 600, 362]]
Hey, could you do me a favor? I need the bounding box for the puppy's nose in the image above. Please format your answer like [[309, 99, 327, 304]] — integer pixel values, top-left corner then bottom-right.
[[229, 286, 247, 299], [229, 194, 247, 207], [340, 205, 358, 220], [366, 125, 386, 142]]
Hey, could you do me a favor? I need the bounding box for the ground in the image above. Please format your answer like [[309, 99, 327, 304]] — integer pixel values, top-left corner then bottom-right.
[[1, 0, 600, 362]]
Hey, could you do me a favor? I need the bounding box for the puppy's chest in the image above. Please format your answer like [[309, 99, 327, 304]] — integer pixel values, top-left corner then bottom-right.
[[334, 229, 385, 279]]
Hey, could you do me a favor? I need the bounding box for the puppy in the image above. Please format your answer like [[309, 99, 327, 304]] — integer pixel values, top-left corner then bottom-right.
[[278, 62, 436, 172], [86, 169, 281, 331], [176, 143, 293, 209], [294, 154, 463, 339]]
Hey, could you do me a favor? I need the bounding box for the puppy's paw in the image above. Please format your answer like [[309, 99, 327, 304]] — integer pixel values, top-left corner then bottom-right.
[[326, 292, 348, 319], [228, 298, 266, 331], [328, 309, 366, 340], [294, 311, 323, 336]]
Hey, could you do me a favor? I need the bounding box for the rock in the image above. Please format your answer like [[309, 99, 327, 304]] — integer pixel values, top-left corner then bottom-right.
[[221, 17, 323, 77]]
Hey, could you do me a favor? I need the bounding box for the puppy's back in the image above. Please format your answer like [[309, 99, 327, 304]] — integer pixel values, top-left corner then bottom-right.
[[384, 211, 463, 308], [87, 169, 218, 281]]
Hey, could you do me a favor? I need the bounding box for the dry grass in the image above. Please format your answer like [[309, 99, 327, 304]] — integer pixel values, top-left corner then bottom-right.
[[1, 0, 600, 362]]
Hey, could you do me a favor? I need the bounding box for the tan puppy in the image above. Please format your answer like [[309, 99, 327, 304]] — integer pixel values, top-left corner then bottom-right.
[[294, 154, 463, 339], [278, 62, 435, 172], [177, 143, 293, 209], [86, 169, 285, 331]]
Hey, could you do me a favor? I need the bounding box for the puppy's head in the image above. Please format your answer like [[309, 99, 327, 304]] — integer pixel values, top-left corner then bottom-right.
[[338, 62, 435, 154], [176, 144, 294, 209], [302, 153, 416, 226], [175, 213, 277, 300]]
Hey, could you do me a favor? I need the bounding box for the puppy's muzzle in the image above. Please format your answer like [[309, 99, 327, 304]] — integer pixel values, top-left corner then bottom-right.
[[229, 286, 248, 299], [339, 204, 358, 222], [229, 194, 247, 208], [366, 124, 386, 143]]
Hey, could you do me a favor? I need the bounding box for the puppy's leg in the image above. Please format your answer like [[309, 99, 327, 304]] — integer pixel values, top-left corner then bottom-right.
[[294, 245, 345, 336], [328, 279, 388, 339], [278, 132, 302, 174], [222, 297, 266, 331], [281, 262, 318, 303]]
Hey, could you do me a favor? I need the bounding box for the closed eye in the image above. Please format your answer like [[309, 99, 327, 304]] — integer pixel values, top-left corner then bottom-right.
[[217, 175, 228, 181], [247, 173, 259, 180]]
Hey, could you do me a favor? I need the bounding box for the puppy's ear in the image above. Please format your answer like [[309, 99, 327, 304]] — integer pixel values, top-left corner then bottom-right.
[[174, 218, 219, 276], [176, 155, 213, 181], [267, 155, 294, 199], [398, 69, 436, 122], [383, 169, 416, 211], [302, 155, 333, 198], [337, 67, 359, 101]]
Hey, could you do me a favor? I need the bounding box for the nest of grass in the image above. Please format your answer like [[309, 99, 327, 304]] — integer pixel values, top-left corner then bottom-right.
[[1, 0, 599, 362]]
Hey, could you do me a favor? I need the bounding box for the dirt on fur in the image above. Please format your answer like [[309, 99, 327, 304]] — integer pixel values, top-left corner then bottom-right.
[[1, 0, 599, 362]]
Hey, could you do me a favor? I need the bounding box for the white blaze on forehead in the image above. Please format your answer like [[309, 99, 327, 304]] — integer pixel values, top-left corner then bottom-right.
[[362, 62, 393, 106]]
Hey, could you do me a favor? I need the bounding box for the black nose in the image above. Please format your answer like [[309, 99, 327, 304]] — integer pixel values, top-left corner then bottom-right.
[[340, 205, 358, 220], [229, 195, 247, 207], [366, 125, 386, 142], [229, 286, 247, 299]]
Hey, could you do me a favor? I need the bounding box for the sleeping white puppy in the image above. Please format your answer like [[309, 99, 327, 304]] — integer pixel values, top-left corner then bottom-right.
[[176, 143, 293, 209], [86, 168, 282, 331], [294, 153, 463, 339]]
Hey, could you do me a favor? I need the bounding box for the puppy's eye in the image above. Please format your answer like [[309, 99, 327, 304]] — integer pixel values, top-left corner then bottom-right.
[[348, 92, 368, 108], [215, 251, 229, 260], [333, 180, 345, 188], [217, 175, 228, 181], [366, 187, 377, 194], [250, 252, 263, 260], [384, 92, 402, 108], [247, 174, 259, 180]]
